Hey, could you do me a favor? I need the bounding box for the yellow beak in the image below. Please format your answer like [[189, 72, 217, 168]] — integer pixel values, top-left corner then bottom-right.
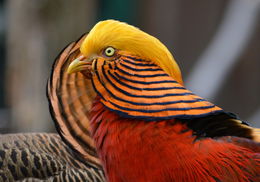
[[67, 55, 92, 74]]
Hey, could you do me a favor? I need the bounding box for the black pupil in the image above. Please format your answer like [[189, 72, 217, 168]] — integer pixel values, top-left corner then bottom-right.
[[107, 49, 112, 54]]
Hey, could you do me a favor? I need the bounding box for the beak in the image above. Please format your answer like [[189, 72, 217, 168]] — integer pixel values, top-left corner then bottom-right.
[[67, 55, 92, 74]]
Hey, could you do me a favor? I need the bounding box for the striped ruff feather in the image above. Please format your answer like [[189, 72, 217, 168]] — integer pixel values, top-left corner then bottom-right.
[[47, 34, 100, 167]]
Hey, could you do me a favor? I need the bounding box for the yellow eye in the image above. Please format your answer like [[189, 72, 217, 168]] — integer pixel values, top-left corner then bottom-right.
[[104, 47, 115, 57]]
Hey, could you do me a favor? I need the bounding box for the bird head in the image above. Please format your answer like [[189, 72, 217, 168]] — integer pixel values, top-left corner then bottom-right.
[[67, 19, 183, 85]]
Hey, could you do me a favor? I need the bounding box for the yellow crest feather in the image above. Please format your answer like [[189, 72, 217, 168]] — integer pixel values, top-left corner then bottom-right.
[[80, 20, 183, 85]]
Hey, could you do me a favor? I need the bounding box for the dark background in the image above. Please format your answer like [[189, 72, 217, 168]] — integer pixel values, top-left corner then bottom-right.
[[0, 0, 259, 133]]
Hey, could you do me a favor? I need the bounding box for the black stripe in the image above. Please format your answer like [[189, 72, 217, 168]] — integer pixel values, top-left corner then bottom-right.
[[109, 100, 216, 113], [119, 62, 162, 72], [124, 56, 153, 62], [114, 72, 177, 84], [108, 70, 185, 91], [122, 58, 157, 67], [104, 102, 223, 121], [115, 63, 168, 78]]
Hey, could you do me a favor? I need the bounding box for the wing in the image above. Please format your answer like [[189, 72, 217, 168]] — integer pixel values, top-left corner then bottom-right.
[[47, 34, 100, 166], [0, 133, 105, 181], [182, 111, 260, 142]]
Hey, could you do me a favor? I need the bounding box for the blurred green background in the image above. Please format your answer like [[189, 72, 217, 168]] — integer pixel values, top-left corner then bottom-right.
[[0, 0, 259, 133]]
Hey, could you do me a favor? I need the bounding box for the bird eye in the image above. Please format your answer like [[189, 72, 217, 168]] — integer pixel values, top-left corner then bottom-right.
[[104, 47, 115, 57]]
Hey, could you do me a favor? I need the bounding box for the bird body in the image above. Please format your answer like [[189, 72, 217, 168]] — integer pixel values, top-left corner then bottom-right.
[[65, 20, 260, 182]]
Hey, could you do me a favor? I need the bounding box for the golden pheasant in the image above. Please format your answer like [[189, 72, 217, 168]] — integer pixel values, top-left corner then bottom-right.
[[62, 20, 260, 182]]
